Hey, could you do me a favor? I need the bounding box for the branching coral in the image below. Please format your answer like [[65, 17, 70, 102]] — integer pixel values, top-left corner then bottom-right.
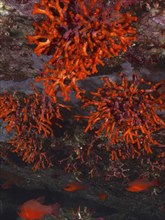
[[27, 0, 137, 100], [0, 87, 70, 170], [78, 74, 165, 160]]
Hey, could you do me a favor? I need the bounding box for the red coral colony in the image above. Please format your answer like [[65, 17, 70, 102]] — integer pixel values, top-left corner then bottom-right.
[[0, 0, 165, 182], [27, 0, 137, 101], [0, 86, 70, 170], [79, 74, 165, 160]]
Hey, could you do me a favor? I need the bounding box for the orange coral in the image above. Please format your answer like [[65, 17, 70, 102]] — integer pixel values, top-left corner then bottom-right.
[[0, 87, 70, 170], [27, 0, 137, 100], [79, 74, 165, 159]]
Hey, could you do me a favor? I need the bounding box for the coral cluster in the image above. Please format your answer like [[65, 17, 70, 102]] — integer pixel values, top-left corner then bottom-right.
[[1, 0, 165, 179], [0, 87, 69, 170], [27, 0, 137, 100], [78, 74, 165, 160]]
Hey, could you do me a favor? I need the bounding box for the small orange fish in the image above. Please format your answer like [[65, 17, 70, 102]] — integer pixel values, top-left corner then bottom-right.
[[63, 181, 87, 192], [98, 191, 108, 201], [18, 198, 59, 220], [126, 178, 158, 192], [1, 181, 12, 190]]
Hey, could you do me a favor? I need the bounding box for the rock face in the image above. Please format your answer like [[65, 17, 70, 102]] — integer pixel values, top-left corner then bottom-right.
[[125, 1, 165, 67], [0, 1, 165, 220]]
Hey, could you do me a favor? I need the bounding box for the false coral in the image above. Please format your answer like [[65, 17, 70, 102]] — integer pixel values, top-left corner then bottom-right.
[[27, 0, 137, 100], [78, 74, 165, 160], [0, 87, 69, 170]]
